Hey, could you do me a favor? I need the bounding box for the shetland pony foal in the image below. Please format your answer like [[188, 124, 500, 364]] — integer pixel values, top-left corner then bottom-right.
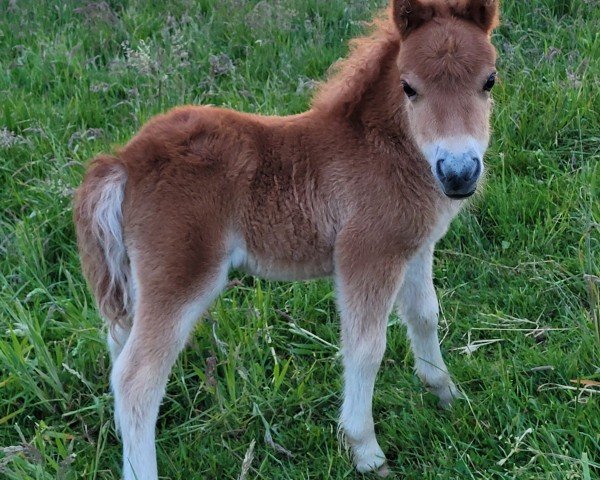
[[74, 0, 500, 477]]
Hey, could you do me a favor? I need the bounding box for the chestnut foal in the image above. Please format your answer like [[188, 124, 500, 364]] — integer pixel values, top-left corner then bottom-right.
[[74, 0, 500, 477]]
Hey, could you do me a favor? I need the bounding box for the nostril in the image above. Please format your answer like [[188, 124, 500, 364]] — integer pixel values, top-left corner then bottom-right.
[[472, 158, 481, 179], [436, 159, 445, 179], [461, 157, 481, 182]]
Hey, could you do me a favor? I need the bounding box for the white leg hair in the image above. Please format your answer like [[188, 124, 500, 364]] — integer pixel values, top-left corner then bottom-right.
[[107, 323, 131, 362], [112, 265, 228, 480], [107, 322, 132, 434], [397, 244, 461, 408], [336, 260, 404, 476], [340, 322, 388, 474]]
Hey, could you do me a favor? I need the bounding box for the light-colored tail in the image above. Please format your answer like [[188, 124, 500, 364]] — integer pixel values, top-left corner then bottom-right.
[[73, 155, 133, 330]]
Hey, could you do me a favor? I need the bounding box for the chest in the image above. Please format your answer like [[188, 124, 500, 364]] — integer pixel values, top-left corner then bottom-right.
[[427, 201, 464, 244]]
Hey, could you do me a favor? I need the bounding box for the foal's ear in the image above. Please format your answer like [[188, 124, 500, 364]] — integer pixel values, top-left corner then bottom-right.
[[456, 0, 500, 33], [392, 0, 435, 39]]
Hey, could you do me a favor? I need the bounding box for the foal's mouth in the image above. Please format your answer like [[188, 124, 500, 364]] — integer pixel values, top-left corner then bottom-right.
[[446, 190, 476, 200]]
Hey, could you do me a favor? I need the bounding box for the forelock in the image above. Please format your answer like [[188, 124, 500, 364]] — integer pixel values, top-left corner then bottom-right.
[[398, 17, 496, 85]]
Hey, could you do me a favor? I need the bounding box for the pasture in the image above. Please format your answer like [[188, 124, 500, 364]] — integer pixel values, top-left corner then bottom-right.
[[0, 0, 598, 478]]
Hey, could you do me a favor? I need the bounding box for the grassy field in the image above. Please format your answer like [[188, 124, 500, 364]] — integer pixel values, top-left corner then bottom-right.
[[1, 0, 598, 478]]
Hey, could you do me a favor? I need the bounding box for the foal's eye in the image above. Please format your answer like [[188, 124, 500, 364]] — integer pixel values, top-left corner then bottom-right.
[[402, 81, 417, 98], [483, 73, 496, 92]]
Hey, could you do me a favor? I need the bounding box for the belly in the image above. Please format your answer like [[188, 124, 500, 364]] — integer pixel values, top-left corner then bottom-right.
[[231, 244, 334, 281], [230, 229, 333, 280], [234, 194, 337, 279]]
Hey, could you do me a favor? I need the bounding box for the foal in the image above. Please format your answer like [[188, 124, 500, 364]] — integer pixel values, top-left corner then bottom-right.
[[74, 0, 500, 477]]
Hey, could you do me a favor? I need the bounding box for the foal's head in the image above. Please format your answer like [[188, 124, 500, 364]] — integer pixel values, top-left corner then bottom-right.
[[393, 0, 499, 199]]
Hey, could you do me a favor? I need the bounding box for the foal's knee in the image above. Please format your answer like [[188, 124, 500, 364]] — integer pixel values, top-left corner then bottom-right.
[[401, 298, 439, 331]]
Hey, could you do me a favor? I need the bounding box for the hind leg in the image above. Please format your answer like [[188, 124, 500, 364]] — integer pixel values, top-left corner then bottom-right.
[[107, 323, 132, 433], [107, 323, 131, 362], [396, 244, 461, 408], [112, 261, 228, 480]]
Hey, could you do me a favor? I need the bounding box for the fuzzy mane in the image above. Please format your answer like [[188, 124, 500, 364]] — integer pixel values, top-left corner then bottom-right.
[[311, 9, 400, 118], [311, 0, 499, 118]]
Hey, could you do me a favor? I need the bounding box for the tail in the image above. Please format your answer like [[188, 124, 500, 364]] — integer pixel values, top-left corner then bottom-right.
[[73, 154, 133, 330]]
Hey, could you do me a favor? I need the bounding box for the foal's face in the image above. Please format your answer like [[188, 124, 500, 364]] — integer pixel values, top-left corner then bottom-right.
[[397, 19, 497, 199]]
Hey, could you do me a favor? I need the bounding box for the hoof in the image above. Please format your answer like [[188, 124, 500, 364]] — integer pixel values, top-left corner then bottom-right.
[[429, 382, 464, 409], [354, 440, 387, 474], [376, 463, 390, 477]]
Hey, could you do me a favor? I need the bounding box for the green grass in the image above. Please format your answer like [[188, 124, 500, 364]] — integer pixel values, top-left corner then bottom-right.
[[0, 0, 598, 478]]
